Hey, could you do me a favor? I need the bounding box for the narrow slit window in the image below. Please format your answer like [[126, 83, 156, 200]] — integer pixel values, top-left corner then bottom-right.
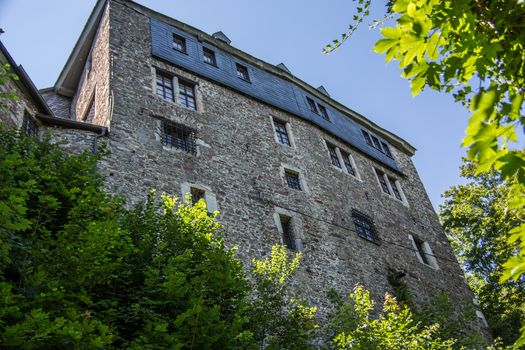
[[173, 33, 187, 53], [178, 80, 196, 110], [280, 215, 296, 250], [156, 72, 174, 102], [414, 237, 430, 265], [285, 170, 302, 190], [273, 119, 290, 146]]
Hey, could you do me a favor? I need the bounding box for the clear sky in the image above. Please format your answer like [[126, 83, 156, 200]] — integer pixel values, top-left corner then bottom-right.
[[0, 0, 470, 210]]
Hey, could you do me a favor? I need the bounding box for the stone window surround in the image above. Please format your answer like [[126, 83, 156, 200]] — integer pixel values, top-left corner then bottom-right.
[[181, 182, 218, 213], [273, 207, 304, 252], [154, 118, 201, 156], [269, 115, 296, 148], [280, 163, 309, 193], [323, 139, 361, 180], [408, 234, 439, 270], [373, 166, 408, 206], [151, 66, 204, 112]]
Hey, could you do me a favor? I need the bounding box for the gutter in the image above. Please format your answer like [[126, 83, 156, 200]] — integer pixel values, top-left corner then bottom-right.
[[35, 113, 109, 135]]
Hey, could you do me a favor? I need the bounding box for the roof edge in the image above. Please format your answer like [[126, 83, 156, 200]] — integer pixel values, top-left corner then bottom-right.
[[36, 113, 109, 135]]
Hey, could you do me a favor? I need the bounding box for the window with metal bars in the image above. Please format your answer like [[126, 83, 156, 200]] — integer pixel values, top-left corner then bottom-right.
[[306, 97, 319, 114], [156, 72, 174, 102], [178, 80, 196, 110], [285, 170, 301, 190], [172, 33, 187, 53], [352, 210, 377, 242], [22, 112, 38, 137], [203, 47, 217, 66], [279, 215, 296, 250], [236, 63, 250, 81], [327, 143, 341, 168], [388, 177, 403, 201], [340, 150, 356, 176], [318, 104, 330, 121], [374, 168, 391, 194], [161, 121, 196, 154], [273, 119, 290, 146]]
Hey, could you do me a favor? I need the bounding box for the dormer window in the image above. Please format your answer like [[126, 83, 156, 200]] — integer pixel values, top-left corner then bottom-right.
[[318, 104, 330, 121], [172, 34, 187, 53], [236, 63, 250, 82], [306, 97, 319, 114], [203, 47, 217, 66]]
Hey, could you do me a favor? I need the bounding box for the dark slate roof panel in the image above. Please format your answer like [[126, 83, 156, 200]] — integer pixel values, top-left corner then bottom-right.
[[150, 18, 398, 170]]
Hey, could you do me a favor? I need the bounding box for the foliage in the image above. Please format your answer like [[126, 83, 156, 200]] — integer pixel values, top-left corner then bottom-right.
[[440, 160, 525, 345], [326, 0, 525, 345], [0, 63, 18, 108], [249, 245, 318, 349], [325, 285, 457, 350]]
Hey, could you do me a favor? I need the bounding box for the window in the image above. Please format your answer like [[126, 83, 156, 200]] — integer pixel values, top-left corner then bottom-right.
[[172, 33, 187, 53], [285, 170, 301, 190], [371, 135, 382, 150], [161, 120, 196, 154], [236, 63, 250, 81], [22, 112, 38, 137], [178, 80, 196, 110], [374, 168, 390, 194], [82, 93, 95, 123], [362, 130, 373, 146], [327, 143, 341, 168], [352, 210, 376, 242], [408, 234, 438, 269], [318, 104, 330, 121], [414, 237, 430, 265], [388, 177, 402, 201], [381, 141, 393, 158], [340, 150, 355, 176], [203, 47, 217, 66], [190, 187, 206, 205], [156, 71, 174, 101], [273, 119, 290, 146], [279, 215, 296, 250], [306, 97, 319, 114]]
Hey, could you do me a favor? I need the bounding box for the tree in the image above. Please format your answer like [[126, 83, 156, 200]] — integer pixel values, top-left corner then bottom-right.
[[325, 285, 457, 350], [325, 0, 525, 345], [0, 63, 18, 108], [440, 160, 525, 345]]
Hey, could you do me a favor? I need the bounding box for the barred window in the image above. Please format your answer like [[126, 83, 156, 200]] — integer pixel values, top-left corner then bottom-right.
[[279, 215, 296, 250], [352, 210, 377, 242], [318, 104, 330, 121], [156, 72, 174, 102], [173, 33, 187, 53], [285, 170, 301, 190], [203, 47, 217, 66], [178, 80, 196, 110], [340, 150, 355, 176], [327, 143, 341, 168], [306, 97, 319, 114], [161, 121, 196, 154], [374, 168, 391, 194], [22, 112, 38, 137], [273, 119, 290, 146], [236, 63, 250, 81]]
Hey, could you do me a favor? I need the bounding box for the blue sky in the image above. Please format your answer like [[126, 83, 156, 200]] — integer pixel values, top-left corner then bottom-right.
[[0, 0, 470, 210]]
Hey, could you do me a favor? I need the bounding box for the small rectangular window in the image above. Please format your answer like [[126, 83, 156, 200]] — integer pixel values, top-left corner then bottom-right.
[[318, 104, 330, 121], [327, 143, 341, 168], [414, 237, 430, 265], [381, 141, 393, 158], [190, 187, 206, 206], [279, 215, 296, 250], [236, 63, 250, 81], [273, 119, 290, 146], [388, 177, 402, 201], [203, 47, 217, 66], [371, 135, 382, 150], [173, 33, 187, 53], [374, 168, 390, 194], [156, 71, 174, 102], [178, 80, 196, 110], [285, 170, 302, 190], [22, 112, 38, 137], [352, 210, 376, 242], [162, 121, 196, 154], [361, 130, 373, 146], [340, 150, 356, 176], [306, 97, 319, 114]]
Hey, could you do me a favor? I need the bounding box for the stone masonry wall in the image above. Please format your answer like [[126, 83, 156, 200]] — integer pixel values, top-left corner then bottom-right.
[[70, 2, 111, 127], [91, 0, 479, 321]]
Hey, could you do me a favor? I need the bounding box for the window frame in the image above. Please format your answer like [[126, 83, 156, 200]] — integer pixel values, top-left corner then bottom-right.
[[352, 209, 377, 242], [22, 111, 38, 137], [178, 79, 197, 110], [374, 168, 391, 194], [326, 142, 342, 168], [161, 120, 197, 154], [172, 33, 187, 53], [273, 118, 291, 146], [235, 63, 250, 82], [203, 47, 217, 66], [306, 97, 319, 114], [408, 234, 439, 269], [285, 169, 302, 191], [279, 214, 297, 251], [318, 104, 330, 121], [155, 71, 175, 102], [340, 150, 356, 176]]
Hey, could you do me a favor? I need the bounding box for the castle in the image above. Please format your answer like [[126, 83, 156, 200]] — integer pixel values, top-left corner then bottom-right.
[[0, 0, 485, 328]]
